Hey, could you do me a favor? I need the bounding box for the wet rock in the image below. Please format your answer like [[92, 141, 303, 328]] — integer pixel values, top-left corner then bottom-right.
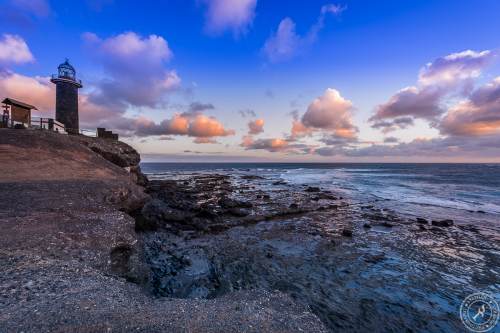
[[272, 180, 287, 185], [289, 203, 299, 209], [431, 219, 454, 227], [416, 217, 428, 224], [140, 199, 190, 230], [342, 228, 353, 237], [218, 198, 253, 209], [363, 223, 372, 229], [304, 186, 321, 193], [228, 208, 250, 217]]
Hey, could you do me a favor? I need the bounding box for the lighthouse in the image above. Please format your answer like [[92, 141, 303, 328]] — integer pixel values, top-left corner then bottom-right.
[[51, 59, 82, 134]]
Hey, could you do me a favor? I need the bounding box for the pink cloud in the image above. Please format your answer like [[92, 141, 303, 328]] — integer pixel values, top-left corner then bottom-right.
[[201, 0, 257, 37], [0, 72, 53, 110], [370, 49, 495, 131], [241, 137, 289, 152], [0, 34, 34, 65], [440, 77, 500, 136], [301, 88, 357, 139], [248, 118, 264, 134], [83, 31, 179, 108]]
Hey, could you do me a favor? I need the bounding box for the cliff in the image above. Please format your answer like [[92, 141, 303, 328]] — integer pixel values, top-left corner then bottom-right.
[[0, 129, 326, 333]]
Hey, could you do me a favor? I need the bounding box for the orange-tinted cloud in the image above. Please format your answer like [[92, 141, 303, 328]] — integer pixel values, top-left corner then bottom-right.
[[370, 49, 495, 132], [440, 77, 500, 136], [248, 118, 264, 134], [300, 88, 357, 139], [0, 71, 53, 110]]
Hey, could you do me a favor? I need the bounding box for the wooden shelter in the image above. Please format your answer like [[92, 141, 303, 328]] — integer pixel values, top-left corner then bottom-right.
[[1, 98, 37, 128]]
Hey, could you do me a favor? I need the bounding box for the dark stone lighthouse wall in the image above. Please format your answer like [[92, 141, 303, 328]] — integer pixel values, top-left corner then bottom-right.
[[55, 82, 79, 134]]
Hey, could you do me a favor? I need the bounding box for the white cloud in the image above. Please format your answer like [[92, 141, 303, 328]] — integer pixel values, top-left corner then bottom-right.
[[262, 18, 302, 63], [0, 34, 34, 65], [262, 3, 344, 63], [201, 0, 257, 37]]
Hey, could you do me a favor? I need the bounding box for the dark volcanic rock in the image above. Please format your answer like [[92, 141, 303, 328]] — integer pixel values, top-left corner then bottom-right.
[[416, 217, 428, 224], [219, 197, 253, 209], [431, 219, 454, 227], [305, 186, 321, 193], [342, 228, 353, 237], [228, 207, 250, 217]]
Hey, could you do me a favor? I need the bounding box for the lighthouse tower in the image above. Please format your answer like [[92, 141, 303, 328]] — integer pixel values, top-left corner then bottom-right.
[[50, 59, 82, 134]]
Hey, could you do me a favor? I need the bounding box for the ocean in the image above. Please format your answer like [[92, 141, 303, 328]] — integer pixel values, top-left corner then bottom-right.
[[141, 163, 500, 227]]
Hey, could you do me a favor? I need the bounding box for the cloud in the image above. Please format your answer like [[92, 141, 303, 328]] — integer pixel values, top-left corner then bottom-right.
[[418, 50, 493, 87], [238, 108, 256, 118], [370, 49, 494, 131], [337, 135, 500, 159], [370, 86, 443, 123], [248, 118, 264, 134], [241, 137, 289, 152], [262, 18, 301, 63], [301, 88, 357, 139], [188, 113, 235, 137], [193, 137, 218, 144], [0, 70, 128, 131], [290, 118, 313, 138], [440, 77, 500, 136], [188, 102, 215, 113], [371, 116, 415, 133], [201, 0, 257, 37], [10, 0, 51, 17], [83, 31, 180, 108], [0, 34, 35, 65], [262, 3, 344, 63], [383, 136, 399, 143], [118, 112, 234, 143], [0, 71, 53, 110]]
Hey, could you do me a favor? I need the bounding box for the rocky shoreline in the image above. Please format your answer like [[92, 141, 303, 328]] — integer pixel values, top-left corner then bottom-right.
[[0, 130, 326, 333], [135, 169, 499, 332], [1, 130, 498, 332]]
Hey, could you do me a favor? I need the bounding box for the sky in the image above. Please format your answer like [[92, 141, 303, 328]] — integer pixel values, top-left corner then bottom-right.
[[1, 0, 500, 162]]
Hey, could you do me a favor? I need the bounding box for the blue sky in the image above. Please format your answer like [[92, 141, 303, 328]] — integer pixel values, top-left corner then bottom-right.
[[1, 0, 500, 162]]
